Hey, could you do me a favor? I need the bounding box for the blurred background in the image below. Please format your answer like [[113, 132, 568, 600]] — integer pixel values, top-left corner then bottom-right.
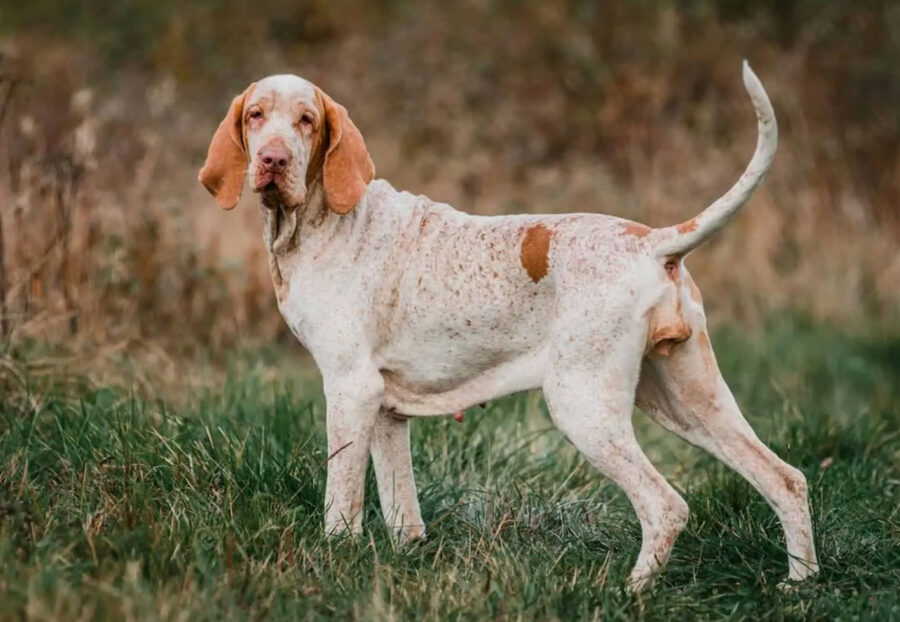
[[0, 0, 897, 385]]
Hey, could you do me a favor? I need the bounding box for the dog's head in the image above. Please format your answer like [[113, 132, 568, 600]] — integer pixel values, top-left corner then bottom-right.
[[198, 75, 374, 214]]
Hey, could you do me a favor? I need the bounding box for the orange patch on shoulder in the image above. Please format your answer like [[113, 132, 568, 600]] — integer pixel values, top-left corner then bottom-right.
[[677, 218, 698, 234], [621, 221, 651, 238], [520, 224, 553, 283]]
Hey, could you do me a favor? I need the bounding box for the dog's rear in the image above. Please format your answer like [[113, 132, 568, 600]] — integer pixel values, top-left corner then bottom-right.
[[626, 63, 819, 587]]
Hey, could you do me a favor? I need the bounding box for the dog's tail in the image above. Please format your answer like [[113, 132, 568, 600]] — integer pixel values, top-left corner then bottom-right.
[[652, 61, 777, 259]]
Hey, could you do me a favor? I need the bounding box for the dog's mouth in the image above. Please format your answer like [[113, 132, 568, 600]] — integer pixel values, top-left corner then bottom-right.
[[254, 169, 304, 254], [257, 179, 287, 207], [255, 176, 304, 211]]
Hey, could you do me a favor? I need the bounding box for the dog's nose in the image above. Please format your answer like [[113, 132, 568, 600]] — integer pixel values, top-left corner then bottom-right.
[[259, 143, 291, 174]]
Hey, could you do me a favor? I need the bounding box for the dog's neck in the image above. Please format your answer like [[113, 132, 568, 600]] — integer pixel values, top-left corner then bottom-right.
[[259, 175, 330, 257], [260, 173, 371, 291]]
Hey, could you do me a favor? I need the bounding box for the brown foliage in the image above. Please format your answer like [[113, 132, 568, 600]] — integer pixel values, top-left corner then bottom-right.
[[0, 1, 897, 367]]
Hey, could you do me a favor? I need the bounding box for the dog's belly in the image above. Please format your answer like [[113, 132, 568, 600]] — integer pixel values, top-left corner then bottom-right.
[[376, 303, 554, 416], [380, 345, 549, 416]]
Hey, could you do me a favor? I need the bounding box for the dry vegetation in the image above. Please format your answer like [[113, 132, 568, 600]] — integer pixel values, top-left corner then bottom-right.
[[0, 0, 897, 375]]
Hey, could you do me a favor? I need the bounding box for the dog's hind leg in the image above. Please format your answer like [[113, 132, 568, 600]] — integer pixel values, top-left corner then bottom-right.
[[636, 328, 819, 584], [543, 346, 689, 592], [371, 410, 426, 542]]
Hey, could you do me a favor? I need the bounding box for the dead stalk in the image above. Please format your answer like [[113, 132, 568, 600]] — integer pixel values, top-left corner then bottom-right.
[[0, 75, 20, 341]]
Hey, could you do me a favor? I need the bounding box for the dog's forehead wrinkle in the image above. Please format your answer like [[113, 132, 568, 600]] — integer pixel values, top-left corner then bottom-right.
[[252, 75, 316, 107]]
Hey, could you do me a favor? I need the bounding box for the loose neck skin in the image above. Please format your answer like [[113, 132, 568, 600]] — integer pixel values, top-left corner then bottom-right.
[[259, 173, 329, 258], [259, 172, 377, 289]]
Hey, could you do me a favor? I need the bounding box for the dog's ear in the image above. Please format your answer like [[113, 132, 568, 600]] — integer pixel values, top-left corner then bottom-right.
[[317, 88, 375, 214], [198, 83, 255, 210]]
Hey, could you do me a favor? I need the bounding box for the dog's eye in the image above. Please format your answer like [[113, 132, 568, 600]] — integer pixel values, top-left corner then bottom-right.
[[299, 113, 314, 127], [248, 109, 263, 120]]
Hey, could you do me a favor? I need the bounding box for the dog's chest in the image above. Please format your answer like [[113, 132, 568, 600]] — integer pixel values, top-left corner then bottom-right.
[[271, 255, 366, 350]]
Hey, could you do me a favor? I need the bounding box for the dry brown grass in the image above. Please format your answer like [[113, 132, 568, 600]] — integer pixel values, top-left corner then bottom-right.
[[0, 1, 897, 381]]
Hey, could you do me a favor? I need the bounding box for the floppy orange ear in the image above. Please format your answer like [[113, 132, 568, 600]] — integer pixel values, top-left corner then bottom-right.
[[198, 83, 255, 210], [317, 88, 375, 214]]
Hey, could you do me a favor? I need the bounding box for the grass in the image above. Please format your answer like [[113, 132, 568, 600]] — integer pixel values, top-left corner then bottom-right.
[[0, 316, 898, 621]]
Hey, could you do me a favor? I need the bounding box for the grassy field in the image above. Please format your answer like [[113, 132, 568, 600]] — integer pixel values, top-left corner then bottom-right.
[[0, 316, 898, 621]]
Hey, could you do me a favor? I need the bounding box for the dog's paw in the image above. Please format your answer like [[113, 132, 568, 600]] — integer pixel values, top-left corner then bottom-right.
[[777, 579, 800, 593], [782, 557, 820, 590], [395, 524, 427, 545], [625, 573, 656, 594], [777, 568, 820, 593]]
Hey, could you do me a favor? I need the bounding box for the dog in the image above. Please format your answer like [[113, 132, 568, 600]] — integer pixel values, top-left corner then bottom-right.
[[198, 61, 819, 590]]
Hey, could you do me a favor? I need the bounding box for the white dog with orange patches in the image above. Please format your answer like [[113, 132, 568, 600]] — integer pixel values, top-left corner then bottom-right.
[[199, 62, 819, 591]]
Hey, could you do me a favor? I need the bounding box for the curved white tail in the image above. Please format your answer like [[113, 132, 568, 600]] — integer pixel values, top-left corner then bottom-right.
[[653, 61, 778, 258]]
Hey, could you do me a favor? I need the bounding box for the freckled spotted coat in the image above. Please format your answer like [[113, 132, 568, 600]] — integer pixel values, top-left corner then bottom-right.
[[198, 61, 819, 591]]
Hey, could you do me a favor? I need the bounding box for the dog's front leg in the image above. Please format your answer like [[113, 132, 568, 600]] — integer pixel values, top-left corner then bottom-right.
[[322, 368, 384, 536], [371, 410, 426, 543]]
